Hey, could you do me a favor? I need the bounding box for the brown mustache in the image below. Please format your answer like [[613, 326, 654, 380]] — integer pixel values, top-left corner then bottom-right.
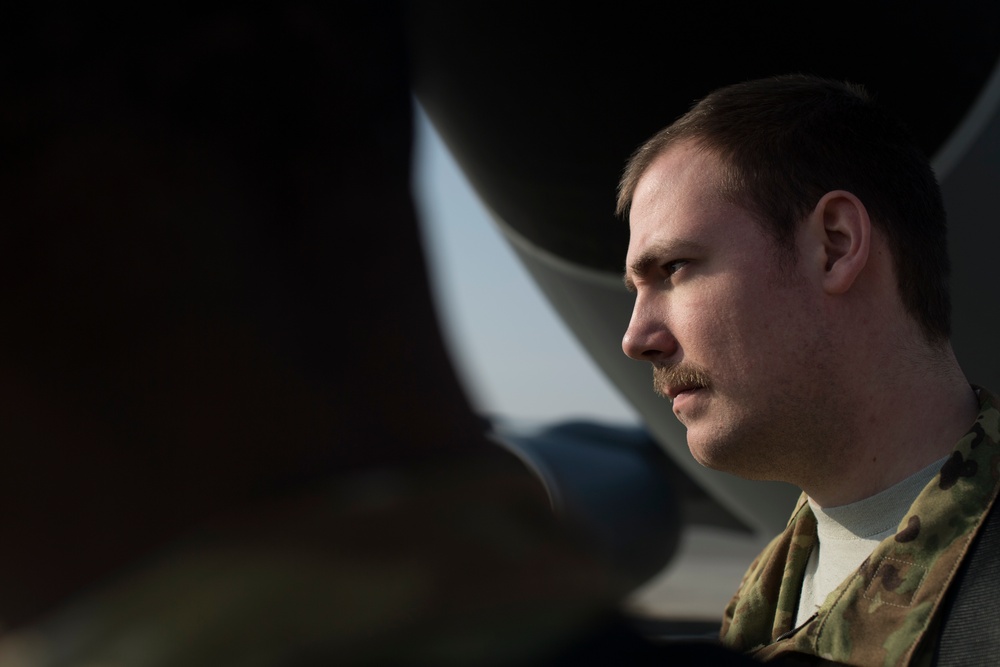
[[652, 365, 712, 399]]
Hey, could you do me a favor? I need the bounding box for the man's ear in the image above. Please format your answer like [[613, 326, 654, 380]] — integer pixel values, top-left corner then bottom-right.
[[806, 190, 871, 294]]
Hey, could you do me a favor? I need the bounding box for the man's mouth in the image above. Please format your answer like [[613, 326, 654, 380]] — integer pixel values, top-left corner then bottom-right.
[[653, 364, 711, 402]]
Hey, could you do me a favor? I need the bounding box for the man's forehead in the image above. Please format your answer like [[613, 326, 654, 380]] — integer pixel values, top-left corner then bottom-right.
[[623, 144, 775, 286], [629, 146, 728, 235], [629, 142, 723, 219]]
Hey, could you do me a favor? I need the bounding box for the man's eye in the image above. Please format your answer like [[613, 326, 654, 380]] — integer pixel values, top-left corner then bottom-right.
[[664, 259, 689, 276]]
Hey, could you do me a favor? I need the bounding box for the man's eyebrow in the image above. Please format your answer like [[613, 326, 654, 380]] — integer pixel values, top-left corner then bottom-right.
[[622, 239, 708, 292]]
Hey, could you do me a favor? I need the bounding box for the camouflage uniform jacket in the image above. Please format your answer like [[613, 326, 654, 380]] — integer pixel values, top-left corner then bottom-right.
[[719, 387, 1000, 666]]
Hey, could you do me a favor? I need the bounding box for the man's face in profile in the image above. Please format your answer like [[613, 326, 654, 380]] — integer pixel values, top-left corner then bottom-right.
[[621, 142, 832, 480]]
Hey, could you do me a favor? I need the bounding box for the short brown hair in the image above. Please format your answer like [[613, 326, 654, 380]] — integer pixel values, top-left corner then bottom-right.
[[617, 74, 951, 341]]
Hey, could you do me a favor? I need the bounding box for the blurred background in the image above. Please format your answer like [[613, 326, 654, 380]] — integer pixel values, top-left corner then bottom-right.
[[412, 104, 639, 427]]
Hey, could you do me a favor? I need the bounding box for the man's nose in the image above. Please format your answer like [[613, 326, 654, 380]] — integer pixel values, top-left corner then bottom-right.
[[622, 303, 678, 362]]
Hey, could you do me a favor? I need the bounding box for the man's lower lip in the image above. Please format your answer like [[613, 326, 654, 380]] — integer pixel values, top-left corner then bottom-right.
[[672, 387, 704, 406]]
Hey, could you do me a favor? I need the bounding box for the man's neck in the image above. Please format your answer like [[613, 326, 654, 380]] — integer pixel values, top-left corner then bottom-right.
[[801, 343, 979, 508]]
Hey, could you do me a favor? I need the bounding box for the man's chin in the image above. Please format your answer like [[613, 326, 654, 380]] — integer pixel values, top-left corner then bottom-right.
[[687, 444, 725, 472], [687, 440, 780, 482]]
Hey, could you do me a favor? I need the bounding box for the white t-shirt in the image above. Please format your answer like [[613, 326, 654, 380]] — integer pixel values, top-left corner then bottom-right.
[[794, 456, 949, 627]]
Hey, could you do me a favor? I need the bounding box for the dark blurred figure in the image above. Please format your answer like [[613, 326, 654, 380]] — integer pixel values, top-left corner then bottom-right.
[[0, 4, 758, 665]]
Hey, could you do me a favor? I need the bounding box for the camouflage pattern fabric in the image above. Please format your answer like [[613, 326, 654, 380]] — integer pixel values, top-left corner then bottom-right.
[[719, 387, 1000, 666]]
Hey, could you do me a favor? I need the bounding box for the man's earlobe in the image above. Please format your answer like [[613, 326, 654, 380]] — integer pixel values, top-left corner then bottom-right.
[[813, 190, 871, 294]]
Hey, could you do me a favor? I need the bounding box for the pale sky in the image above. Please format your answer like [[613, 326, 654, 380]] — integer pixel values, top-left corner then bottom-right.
[[411, 105, 639, 426]]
